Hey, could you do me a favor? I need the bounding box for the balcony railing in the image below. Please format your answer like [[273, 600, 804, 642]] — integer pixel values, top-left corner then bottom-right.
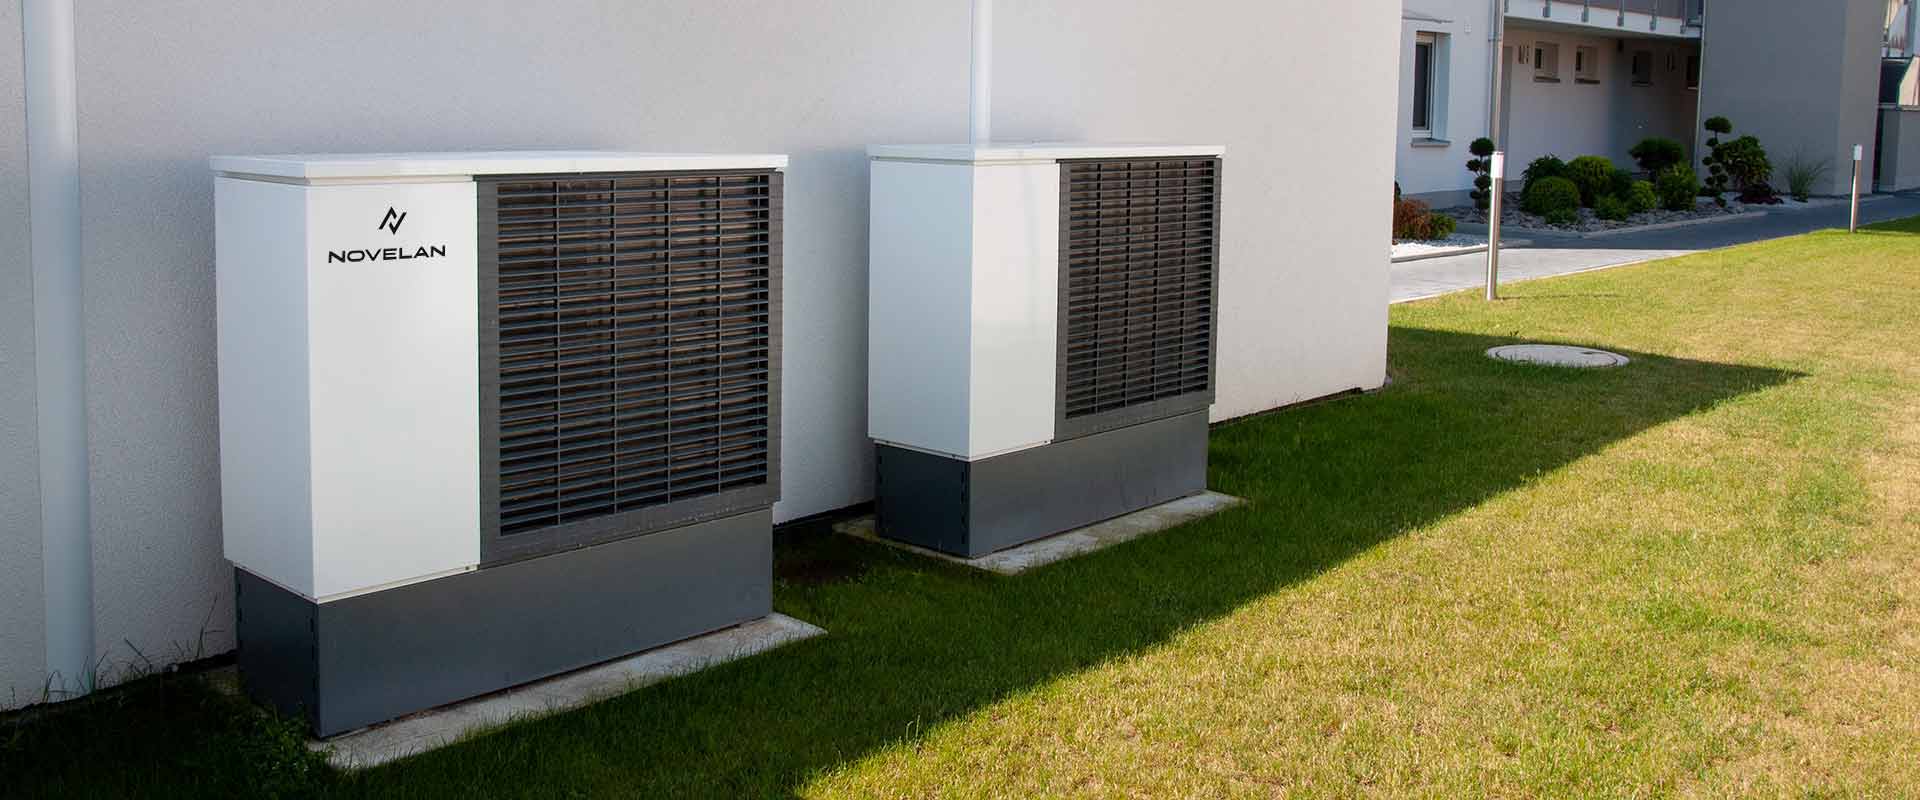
[[1507, 0, 1705, 30]]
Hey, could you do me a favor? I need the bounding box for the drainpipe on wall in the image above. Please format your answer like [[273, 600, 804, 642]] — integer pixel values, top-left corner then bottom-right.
[[23, 0, 95, 700], [1690, 1, 1708, 170]]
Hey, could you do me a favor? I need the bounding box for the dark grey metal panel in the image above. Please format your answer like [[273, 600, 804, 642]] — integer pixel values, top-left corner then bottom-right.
[[966, 411, 1207, 556], [234, 568, 319, 728], [872, 445, 969, 555], [239, 510, 771, 737], [873, 411, 1208, 559]]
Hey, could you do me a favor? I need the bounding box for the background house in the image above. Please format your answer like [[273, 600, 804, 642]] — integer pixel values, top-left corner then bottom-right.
[[0, 1, 1398, 706], [1398, 0, 1915, 205]]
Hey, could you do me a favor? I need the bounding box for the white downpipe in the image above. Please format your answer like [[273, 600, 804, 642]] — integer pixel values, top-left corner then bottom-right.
[[970, 0, 992, 147], [24, 0, 94, 698]]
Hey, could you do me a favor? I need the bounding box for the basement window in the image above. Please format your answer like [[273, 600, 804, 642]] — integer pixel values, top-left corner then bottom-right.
[[1575, 46, 1600, 83], [1534, 42, 1561, 82]]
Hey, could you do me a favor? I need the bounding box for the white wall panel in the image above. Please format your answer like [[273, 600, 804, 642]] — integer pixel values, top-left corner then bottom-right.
[[50, 0, 1396, 688]]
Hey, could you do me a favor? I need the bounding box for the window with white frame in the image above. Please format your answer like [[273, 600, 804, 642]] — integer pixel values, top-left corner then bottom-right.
[[1412, 32, 1450, 139], [1631, 50, 1655, 85], [1575, 46, 1599, 83], [1534, 42, 1561, 81]]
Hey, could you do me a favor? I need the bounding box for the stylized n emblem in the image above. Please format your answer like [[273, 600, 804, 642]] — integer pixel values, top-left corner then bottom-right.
[[378, 207, 407, 235]]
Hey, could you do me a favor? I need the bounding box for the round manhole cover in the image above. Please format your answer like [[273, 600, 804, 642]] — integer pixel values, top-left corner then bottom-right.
[[1485, 344, 1630, 368]]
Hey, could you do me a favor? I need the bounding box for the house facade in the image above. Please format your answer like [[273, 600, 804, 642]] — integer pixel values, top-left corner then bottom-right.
[[1, 1, 1399, 707], [1399, 0, 1916, 206]]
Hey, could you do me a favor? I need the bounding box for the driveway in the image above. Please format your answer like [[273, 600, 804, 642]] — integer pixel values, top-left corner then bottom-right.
[[1391, 194, 1920, 303]]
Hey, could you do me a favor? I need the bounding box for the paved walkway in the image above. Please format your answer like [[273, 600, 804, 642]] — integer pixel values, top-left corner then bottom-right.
[[1391, 195, 1920, 303]]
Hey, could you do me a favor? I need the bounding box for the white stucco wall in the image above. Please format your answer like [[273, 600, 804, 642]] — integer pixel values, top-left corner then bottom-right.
[[1699, 0, 1886, 196], [0, 0, 1396, 700], [1882, 106, 1920, 191], [1396, 1, 1495, 204], [1396, 3, 1700, 203], [1503, 26, 1698, 176], [0, 0, 49, 708]]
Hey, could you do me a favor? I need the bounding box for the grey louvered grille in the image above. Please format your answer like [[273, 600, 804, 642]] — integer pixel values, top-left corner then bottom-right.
[[1059, 157, 1218, 429], [485, 170, 779, 542]]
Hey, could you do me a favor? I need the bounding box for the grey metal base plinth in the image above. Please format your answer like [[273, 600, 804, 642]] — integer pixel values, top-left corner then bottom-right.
[[874, 411, 1209, 558], [235, 509, 772, 737]]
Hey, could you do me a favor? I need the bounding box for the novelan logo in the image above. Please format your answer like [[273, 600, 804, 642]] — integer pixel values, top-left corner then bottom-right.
[[326, 207, 448, 264], [378, 207, 407, 234]]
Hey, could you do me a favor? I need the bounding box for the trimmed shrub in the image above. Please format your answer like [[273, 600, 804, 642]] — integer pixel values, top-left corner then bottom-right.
[[1628, 180, 1659, 214], [1717, 135, 1772, 190], [1629, 137, 1687, 174], [1521, 155, 1568, 195], [1655, 164, 1700, 211], [1565, 156, 1618, 207], [1610, 168, 1636, 202], [1393, 196, 1457, 241], [1702, 116, 1736, 205], [1523, 176, 1581, 224], [1466, 137, 1497, 210], [1595, 194, 1633, 222]]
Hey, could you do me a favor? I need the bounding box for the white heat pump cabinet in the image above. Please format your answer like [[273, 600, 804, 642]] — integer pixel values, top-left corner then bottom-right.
[[867, 143, 1224, 557], [214, 151, 785, 736]]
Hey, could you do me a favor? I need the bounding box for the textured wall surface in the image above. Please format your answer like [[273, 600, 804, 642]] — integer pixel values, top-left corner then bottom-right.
[[41, 0, 1394, 686], [0, 2, 49, 707]]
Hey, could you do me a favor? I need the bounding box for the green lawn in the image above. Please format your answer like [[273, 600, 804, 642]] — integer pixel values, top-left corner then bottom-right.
[[8, 219, 1920, 798]]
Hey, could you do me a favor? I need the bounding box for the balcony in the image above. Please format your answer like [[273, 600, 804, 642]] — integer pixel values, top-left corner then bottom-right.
[[1506, 0, 1704, 38]]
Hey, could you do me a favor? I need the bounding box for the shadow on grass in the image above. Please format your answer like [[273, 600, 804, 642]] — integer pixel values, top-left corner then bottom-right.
[[3, 328, 1802, 800]]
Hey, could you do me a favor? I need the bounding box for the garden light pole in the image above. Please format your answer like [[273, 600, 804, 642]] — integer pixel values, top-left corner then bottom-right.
[[1849, 144, 1862, 234], [1487, 152, 1505, 301]]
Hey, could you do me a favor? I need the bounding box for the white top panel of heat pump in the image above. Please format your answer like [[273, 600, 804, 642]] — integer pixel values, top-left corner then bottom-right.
[[867, 142, 1225, 164], [211, 150, 789, 181]]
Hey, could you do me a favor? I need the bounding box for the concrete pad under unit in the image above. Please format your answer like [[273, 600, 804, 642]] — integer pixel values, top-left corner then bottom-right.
[[837, 491, 1247, 575], [313, 613, 824, 769]]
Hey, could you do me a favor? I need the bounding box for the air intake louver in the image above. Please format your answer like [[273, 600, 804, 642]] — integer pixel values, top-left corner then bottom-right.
[[1058, 157, 1219, 438], [479, 170, 782, 561]]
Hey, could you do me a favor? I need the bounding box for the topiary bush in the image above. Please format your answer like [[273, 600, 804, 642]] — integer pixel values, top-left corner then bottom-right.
[[1521, 155, 1568, 195], [1565, 156, 1619, 207], [1629, 137, 1687, 174], [1702, 116, 1735, 205], [1716, 135, 1772, 191], [1655, 164, 1701, 211], [1466, 137, 1497, 211], [1595, 194, 1633, 222], [1523, 176, 1582, 225], [1628, 180, 1659, 214]]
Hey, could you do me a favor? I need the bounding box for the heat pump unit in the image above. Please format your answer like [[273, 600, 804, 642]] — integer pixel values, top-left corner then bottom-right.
[[213, 151, 785, 736], [867, 144, 1223, 558]]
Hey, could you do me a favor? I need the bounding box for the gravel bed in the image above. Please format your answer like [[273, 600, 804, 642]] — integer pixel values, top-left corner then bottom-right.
[[1391, 233, 1487, 260], [1441, 195, 1758, 234]]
